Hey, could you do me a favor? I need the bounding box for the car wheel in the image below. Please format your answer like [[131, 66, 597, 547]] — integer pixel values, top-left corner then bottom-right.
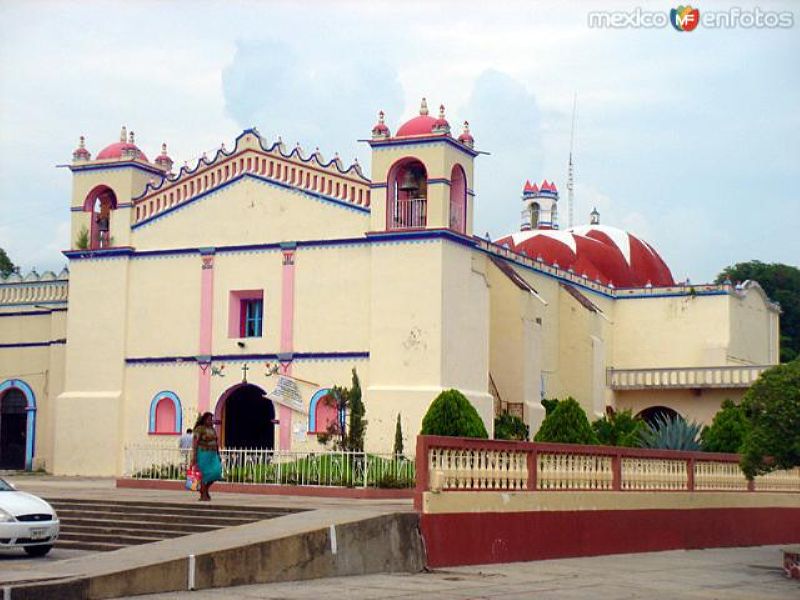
[[23, 544, 53, 557]]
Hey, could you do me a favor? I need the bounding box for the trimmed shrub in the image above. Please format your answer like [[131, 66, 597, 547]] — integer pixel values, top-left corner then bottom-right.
[[421, 389, 488, 438], [393, 413, 404, 457], [534, 397, 598, 445], [592, 409, 645, 447], [494, 413, 529, 441], [700, 399, 751, 453]]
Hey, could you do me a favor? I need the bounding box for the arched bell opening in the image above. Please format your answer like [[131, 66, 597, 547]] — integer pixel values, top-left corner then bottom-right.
[[82, 185, 118, 249], [449, 164, 467, 234], [386, 157, 428, 230]]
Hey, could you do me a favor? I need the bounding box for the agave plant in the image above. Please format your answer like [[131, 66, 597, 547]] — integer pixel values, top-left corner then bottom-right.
[[638, 413, 702, 451]]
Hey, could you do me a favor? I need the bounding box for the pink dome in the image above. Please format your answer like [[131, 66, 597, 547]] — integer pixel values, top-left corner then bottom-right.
[[96, 141, 149, 162], [396, 114, 440, 137], [494, 225, 675, 287]]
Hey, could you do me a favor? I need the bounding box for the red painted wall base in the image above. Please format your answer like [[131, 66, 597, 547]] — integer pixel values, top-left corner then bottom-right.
[[422, 508, 800, 567]]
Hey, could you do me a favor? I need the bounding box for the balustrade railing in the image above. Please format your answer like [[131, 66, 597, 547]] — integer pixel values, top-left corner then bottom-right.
[[389, 196, 427, 229], [124, 444, 415, 489], [416, 435, 800, 495], [607, 365, 771, 390]]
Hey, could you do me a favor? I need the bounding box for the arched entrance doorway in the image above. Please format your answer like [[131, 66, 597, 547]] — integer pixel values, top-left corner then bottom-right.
[[0, 380, 35, 470], [637, 405, 680, 427], [0, 388, 28, 470], [216, 384, 275, 449]]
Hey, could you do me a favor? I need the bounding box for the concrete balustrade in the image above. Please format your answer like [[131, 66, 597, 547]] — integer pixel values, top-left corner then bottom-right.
[[607, 365, 771, 390], [415, 435, 800, 505]]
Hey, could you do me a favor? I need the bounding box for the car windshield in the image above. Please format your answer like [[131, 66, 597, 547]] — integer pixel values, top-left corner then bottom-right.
[[0, 479, 14, 491]]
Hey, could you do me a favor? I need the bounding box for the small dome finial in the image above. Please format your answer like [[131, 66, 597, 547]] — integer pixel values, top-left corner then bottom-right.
[[120, 125, 127, 142], [379, 110, 385, 124], [372, 110, 391, 139], [129, 130, 135, 144], [590, 207, 600, 225], [458, 120, 474, 148], [161, 142, 168, 156], [79, 136, 86, 150], [438, 104, 445, 120], [420, 97, 429, 116]]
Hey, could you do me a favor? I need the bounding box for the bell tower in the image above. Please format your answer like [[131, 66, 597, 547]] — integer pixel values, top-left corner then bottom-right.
[[367, 100, 478, 236], [55, 128, 172, 476], [364, 100, 494, 443]]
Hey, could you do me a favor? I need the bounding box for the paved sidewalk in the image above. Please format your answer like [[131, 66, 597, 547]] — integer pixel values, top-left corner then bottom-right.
[[6, 475, 413, 512], [132, 545, 794, 600]]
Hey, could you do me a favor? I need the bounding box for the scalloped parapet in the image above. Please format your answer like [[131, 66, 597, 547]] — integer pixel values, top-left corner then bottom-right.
[[131, 129, 371, 225], [0, 268, 69, 306]]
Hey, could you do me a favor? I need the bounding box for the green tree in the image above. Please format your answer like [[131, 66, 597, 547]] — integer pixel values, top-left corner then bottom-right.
[[740, 360, 800, 478], [0, 247, 15, 277], [534, 397, 598, 445], [494, 413, 529, 441], [421, 389, 488, 438], [541, 398, 559, 416], [700, 399, 751, 453], [316, 368, 366, 451], [393, 413, 404, 457], [592, 409, 645, 447], [347, 368, 366, 452], [716, 261, 800, 362]]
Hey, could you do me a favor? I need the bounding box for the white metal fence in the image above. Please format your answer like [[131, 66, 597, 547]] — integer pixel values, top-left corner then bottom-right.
[[124, 444, 416, 489]]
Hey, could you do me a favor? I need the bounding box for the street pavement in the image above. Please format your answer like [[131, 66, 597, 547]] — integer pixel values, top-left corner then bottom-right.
[[132, 545, 795, 600]]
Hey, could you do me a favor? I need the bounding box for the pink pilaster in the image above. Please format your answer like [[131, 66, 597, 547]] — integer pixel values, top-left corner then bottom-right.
[[278, 247, 296, 450], [197, 251, 215, 413]]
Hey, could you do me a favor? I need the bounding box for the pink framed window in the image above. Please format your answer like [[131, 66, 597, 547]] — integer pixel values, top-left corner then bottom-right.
[[228, 290, 264, 338]]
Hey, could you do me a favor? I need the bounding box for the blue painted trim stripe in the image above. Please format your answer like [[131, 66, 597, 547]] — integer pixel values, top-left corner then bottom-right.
[[0, 339, 67, 349], [368, 136, 479, 157], [70, 162, 165, 177], [63, 247, 134, 260], [0, 309, 67, 317], [126, 351, 370, 365], [0, 302, 68, 308], [0, 379, 36, 470], [131, 172, 370, 232], [148, 391, 183, 434]]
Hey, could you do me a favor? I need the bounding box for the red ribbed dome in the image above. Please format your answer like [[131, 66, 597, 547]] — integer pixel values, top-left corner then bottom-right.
[[96, 141, 148, 162], [396, 115, 439, 137], [494, 225, 675, 287]]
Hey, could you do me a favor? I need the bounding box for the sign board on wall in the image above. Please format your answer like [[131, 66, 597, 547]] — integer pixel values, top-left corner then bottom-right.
[[265, 375, 310, 414]]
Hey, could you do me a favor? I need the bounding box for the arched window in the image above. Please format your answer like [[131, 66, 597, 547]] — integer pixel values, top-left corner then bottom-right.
[[449, 164, 467, 233], [530, 202, 541, 229], [387, 158, 427, 230], [82, 185, 118, 249], [148, 391, 182, 435], [308, 389, 341, 435]]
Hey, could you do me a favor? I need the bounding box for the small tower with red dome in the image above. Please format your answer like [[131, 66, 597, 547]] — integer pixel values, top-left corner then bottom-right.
[[68, 126, 167, 251], [367, 98, 478, 236], [521, 179, 559, 231]]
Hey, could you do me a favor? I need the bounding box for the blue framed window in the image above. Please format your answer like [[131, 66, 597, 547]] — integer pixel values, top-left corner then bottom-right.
[[242, 299, 263, 337]]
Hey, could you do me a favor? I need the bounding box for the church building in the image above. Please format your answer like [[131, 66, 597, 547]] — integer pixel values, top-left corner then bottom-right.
[[0, 99, 780, 475]]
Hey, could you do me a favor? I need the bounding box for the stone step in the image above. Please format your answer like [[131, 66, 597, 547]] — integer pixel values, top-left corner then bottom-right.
[[53, 539, 128, 552], [57, 531, 166, 546], [59, 524, 190, 539], [47, 498, 297, 516], [49, 503, 287, 521], [54, 509, 258, 527], [58, 518, 217, 535]]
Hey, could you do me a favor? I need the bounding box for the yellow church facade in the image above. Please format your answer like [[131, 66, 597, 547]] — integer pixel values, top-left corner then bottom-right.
[[0, 103, 780, 475]]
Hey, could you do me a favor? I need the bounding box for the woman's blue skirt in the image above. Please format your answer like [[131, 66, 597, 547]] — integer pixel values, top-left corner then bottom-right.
[[197, 449, 223, 484]]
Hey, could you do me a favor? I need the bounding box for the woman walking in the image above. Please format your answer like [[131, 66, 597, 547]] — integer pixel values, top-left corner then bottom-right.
[[191, 412, 223, 501]]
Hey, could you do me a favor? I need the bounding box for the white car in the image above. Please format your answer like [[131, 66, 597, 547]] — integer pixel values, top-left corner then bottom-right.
[[0, 478, 59, 557]]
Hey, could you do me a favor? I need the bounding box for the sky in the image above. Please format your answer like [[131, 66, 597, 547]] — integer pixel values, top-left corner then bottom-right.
[[0, 0, 798, 283]]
